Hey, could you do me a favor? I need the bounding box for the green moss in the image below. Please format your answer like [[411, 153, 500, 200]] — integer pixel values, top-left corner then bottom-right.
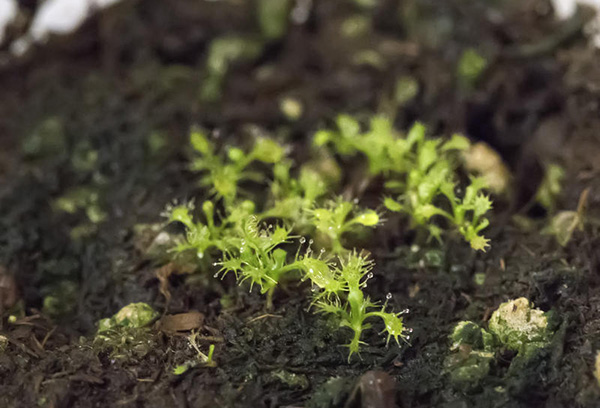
[[488, 297, 551, 353], [445, 349, 494, 387], [450, 321, 485, 350], [271, 370, 310, 389], [22, 117, 66, 159], [446, 298, 556, 388], [42, 281, 78, 319], [97, 302, 158, 333]]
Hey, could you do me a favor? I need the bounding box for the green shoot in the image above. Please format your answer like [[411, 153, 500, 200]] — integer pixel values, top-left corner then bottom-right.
[[310, 253, 409, 358], [313, 114, 398, 176], [163, 199, 255, 260], [310, 198, 380, 254], [536, 163, 565, 211], [315, 115, 491, 250], [218, 216, 296, 296], [216, 216, 407, 357], [262, 161, 329, 228], [189, 129, 284, 205], [173, 332, 217, 374]]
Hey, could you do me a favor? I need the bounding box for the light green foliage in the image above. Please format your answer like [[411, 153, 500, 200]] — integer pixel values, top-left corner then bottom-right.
[[53, 186, 107, 239], [394, 75, 419, 106], [0, 335, 8, 354], [314, 115, 399, 175], [549, 210, 582, 247], [457, 48, 488, 88], [279, 97, 304, 121], [162, 112, 498, 356], [97, 303, 158, 333], [271, 370, 310, 389], [315, 115, 492, 250], [310, 198, 379, 254], [164, 199, 255, 260], [53, 186, 107, 224], [311, 253, 408, 358], [536, 163, 565, 211], [189, 130, 284, 204], [215, 217, 407, 357], [264, 161, 329, 226], [257, 0, 292, 40], [546, 187, 587, 247], [341, 15, 371, 38], [218, 216, 299, 295], [425, 176, 493, 251], [71, 142, 99, 173]]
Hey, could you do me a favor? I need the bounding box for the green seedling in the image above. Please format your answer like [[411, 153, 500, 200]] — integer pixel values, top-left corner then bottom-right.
[[310, 253, 409, 358], [161, 112, 497, 358], [189, 129, 284, 205], [314, 114, 490, 250], [53, 186, 107, 224], [263, 161, 329, 228], [164, 199, 255, 261], [216, 216, 408, 356], [310, 198, 380, 254], [313, 114, 398, 176], [217, 216, 304, 307], [174, 332, 216, 374], [457, 48, 488, 89], [536, 163, 565, 211]]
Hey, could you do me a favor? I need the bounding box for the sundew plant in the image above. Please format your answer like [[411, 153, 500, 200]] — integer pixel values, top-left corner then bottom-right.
[[163, 116, 492, 357], [314, 115, 492, 251]]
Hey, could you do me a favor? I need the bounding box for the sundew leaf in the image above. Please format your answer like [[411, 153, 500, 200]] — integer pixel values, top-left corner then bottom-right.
[[353, 210, 379, 226]]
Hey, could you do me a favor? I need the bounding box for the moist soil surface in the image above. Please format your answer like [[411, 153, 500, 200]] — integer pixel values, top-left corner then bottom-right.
[[2, 0, 600, 407]]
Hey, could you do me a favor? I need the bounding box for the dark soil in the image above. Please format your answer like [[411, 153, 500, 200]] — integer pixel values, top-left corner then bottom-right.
[[2, 0, 600, 407]]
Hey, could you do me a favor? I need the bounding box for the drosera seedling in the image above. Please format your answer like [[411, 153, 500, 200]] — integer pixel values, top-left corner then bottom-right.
[[309, 197, 381, 254], [314, 114, 492, 250], [159, 114, 496, 359], [262, 160, 331, 229], [163, 198, 256, 262], [173, 331, 217, 375], [189, 129, 284, 205], [309, 252, 411, 358]]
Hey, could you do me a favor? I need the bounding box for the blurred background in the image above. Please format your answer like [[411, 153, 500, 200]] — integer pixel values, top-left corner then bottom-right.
[[2, 1, 600, 407]]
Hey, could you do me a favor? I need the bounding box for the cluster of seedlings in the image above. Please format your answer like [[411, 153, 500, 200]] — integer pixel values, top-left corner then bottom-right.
[[162, 115, 493, 357]]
